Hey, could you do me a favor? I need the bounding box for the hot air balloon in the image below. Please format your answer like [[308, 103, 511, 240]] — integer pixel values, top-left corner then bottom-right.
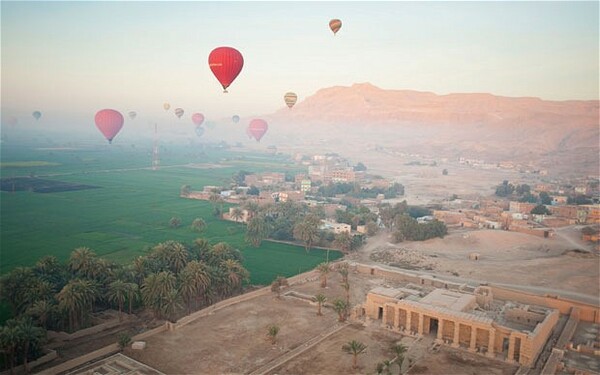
[[329, 19, 342, 35], [284, 92, 298, 109], [174, 108, 184, 119], [191, 113, 205, 126], [195, 126, 205, 137], [32, 111, 42, 121], [232, 115, 240, 123], [209, 47, 244, 93], [95, 109, 124, 144], [128, 111, 137, 120], [248, 119, 268, 142], [163, 103, 171, 111]]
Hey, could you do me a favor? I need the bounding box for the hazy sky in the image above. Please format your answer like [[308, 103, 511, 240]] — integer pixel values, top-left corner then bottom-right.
[[1, 1, 598, 126]]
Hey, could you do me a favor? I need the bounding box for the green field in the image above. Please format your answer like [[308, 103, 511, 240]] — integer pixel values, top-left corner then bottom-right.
[[0, 140, 341, 287]]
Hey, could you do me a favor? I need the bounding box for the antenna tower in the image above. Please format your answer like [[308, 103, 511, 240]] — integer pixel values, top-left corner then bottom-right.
[[152, 123, 159, 170]]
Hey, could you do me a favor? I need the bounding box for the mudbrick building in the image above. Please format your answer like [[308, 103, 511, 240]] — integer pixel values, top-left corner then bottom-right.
[[359, 285, 559, 367]]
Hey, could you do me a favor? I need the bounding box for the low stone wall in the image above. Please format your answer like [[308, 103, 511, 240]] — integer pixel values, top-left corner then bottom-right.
[[556, 308, 580, 349], [0, 349, 57, 375]]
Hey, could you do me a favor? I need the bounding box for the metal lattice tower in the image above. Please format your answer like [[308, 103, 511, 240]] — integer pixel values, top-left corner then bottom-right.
[[152, 123, 159, 170]]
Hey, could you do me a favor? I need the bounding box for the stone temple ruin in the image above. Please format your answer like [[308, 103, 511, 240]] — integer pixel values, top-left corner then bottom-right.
[[357, 284, 559, 367]]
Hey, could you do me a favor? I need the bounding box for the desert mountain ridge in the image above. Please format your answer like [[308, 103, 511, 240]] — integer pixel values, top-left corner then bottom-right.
[[254, 83, 599, 176]]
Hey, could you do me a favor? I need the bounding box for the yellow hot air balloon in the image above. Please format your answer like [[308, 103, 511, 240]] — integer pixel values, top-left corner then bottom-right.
[[163, 103, 171, 111], [284, 92, 298, 109], [329, 19, 342, 35]]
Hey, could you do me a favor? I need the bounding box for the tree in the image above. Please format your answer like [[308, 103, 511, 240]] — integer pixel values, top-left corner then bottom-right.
[[179, 261, 211, 313], [539, 191, 552, 205], [293, 215, 321, 252], [266, 324, 280, 345], [531, 204, 550, 215], [247, 185, 260, 196], [391, 343, 407, 372], [341, 280, 350, 305], [117, 332, 131, 352], [191, 218, 207, 232], [221, 259, 250, 294], [342, 340, 367, 369], [0, 321, 19, 374], [169, 217, 182, 228], [17, 318, 45, 374], [317, 263, 331, 288], [333, 232, 353, 252], [246, 216, 271, 247], [353, 162, 367, 171], [270, 276, 289, 299], [230, 207, 244, 222], [313, 293, 327, 316], [366, 221, 379, 236], [26, 300, 55, 329], [69, 247, 97, 279], [180, 184, 191, 197], [338, 263, 349, 284], [376, 360, 393, 375], [333, 298, 349, 322], [57, 279, 98, 331], [141, 271, 177, 319], [208, 193, 224, 217], [107, 280, 128, 321], [495, 180, 514, 197]]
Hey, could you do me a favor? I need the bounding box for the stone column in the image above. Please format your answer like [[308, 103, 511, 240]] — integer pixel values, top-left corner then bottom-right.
[[382, 304, 388, 323], [469, 326, 477, 352], [394, 307, 400, 331], [452, 322, 460, 348], [507, 336, 516, 363], [436, 319, 445, 343], [486, 329, 496, 358], [417, 313, 424, 335], [405, 310, 412, 334]]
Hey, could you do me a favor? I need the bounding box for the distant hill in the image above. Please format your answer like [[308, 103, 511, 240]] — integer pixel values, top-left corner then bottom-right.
[[262, 83, 599, 176]]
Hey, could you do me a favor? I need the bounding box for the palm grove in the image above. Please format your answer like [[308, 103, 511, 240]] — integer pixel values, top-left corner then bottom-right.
[[0, 239, 249, 372]]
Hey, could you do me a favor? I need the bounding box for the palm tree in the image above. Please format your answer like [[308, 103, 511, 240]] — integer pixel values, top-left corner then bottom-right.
[[333, 298, 349, 322], [141, 271, 177, 319], [338, 263, 349, 283], [57, 279, 89, 331], [208, 193, 224, 217], [191, 218, 206, 232], [230, 207, 244, 222], [169, 216, 181, 228], [270, 276, 288, 298], [221, 259, 249, 294], [0, 322, 19, 374], [191, 238, 211, 261], [266, 324, 280, 345], [313, 293, 327, 316], [391, 343, 407, 372], [26, 300, 55, 329], [124, 282, 138, 314], [17, 318, 45, 374], [334, 231, 353, 252], [293, 216, 320, 253], [342, 340, 367, 369], [69, 247, 97, 278], [245, 216, 270, 247], [376, 360, 393, 375], [179, 261, 210, 312], [152, 241, 189, 274], [341, 280, 350, 305], [242, 201, 259, 220], [160, 289, 182, 322], [316, 262, 331, 288], [107, 280, 128, 321]]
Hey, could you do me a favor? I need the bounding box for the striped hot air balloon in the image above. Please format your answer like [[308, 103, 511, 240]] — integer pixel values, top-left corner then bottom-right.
[[174, 108, 184, 119], [329, 19, 342, 35], [284, 92, 298, 109], [128, 111, 137, 120]]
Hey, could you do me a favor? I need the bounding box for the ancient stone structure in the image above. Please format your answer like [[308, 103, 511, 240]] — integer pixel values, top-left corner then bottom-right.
[[360, 285, 559, 367]]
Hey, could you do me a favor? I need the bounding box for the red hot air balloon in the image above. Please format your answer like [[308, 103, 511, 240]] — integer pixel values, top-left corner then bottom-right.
[[191, 113, 205, 126], [208, 47, 244, 93], [95, 109, 124, 144], [248, 119, 268, 142], [329, 19, 342, 35]]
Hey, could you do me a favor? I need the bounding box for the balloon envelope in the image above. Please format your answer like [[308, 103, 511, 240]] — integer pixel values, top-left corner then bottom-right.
[[32, 111, 42, 120], [128, 111, 137, 120], [284, 92, 298, 109], [209, 47, 244, 93], [329, 19, 342, 35], [248, 119, 268, 142], [195, 126, 205, 137], [163, 103, 171, 111], [191, 113, 205, 126], [232, 115, 240, 123], [95, 109, 124, 144], [174, 108, 184, 119]]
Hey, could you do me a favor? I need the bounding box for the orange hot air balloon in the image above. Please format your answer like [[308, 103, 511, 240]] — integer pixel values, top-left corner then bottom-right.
[[95, 109, 124, 144], [163, 103, 171, 111], [248, 119, 268, 142], [208, 47, 244, 93], [329, 19, 342, 35], [284, 92, 298, 109]]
